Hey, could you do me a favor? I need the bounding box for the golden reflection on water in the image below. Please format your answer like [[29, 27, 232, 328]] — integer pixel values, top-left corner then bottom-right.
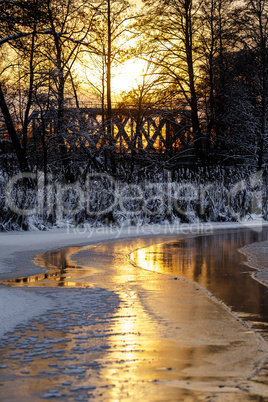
[[130, 233, 268, 335], [2, 247, 92, 287], [75, 236, 268, 400], [131, 241, 209, 280]]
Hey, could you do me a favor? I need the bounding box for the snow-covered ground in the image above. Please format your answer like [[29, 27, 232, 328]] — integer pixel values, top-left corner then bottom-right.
[[0, 221, 267, 339]]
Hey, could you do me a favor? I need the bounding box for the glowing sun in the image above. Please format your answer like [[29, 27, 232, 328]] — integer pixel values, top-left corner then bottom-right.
[[112, 59, 147, 94]]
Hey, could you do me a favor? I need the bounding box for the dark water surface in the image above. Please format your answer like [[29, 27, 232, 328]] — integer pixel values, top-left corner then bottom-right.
[[131, 228, 268, 339]]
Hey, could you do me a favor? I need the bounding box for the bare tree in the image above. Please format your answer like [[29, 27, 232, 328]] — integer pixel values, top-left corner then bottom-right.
[[242, 0, 268, 169], [141, 0, 205, 162]]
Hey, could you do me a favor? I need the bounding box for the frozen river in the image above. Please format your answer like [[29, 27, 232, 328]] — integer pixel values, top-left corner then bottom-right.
[[1, 228, 268, 400]]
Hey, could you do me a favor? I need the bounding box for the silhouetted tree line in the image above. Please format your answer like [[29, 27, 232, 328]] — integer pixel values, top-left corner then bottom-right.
[[0, 0, 268, 181]]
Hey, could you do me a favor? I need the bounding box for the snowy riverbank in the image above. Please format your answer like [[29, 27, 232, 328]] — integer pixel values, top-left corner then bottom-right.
[[240, 239, 268, 287]]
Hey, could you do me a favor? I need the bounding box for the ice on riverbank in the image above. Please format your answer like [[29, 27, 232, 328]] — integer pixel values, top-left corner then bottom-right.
[[0, 288, 54, 338], [240, 240, 268, 286]]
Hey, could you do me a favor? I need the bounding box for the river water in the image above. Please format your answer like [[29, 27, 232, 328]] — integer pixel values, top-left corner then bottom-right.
[[1, 228, 268, 401], [131, 229, 268, 341]]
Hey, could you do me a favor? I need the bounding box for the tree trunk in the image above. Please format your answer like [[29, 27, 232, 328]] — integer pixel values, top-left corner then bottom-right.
[[258, 10, 266, 170], [184, 0, 203, 162], [106, 0, 115, 174], [0, 82, 29, 171]]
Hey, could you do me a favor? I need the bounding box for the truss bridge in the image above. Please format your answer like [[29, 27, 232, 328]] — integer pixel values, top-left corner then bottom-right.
[[29, 106, 192, 156]]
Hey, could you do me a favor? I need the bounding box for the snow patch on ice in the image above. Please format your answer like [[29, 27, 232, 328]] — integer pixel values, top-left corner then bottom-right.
[[0, 288, 53, 338], [239, 240, 268, 287]]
